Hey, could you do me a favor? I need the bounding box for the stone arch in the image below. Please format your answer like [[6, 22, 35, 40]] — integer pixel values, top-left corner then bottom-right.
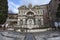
[[27, 18, 34, 25], [25, 9, 36, 15], [27, 11, 34, 15]]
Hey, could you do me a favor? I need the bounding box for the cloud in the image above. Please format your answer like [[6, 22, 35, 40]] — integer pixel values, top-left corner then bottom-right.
[[8, 0, 20, 13], [8, 0, 51, 13], [19, 0, 51, 5]]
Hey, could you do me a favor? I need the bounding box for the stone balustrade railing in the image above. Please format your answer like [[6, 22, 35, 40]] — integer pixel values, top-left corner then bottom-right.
[[14, 25, 40, 29], [7, 19, 17, 21]]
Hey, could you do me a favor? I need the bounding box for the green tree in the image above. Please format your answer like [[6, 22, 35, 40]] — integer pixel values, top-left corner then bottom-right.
[[0, 0, 8, 24], [56, 3, 60, 18]]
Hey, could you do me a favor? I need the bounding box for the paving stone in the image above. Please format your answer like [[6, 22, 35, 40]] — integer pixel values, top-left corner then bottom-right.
[[0, 30, 60, 40], [47, 37, 60, 40]]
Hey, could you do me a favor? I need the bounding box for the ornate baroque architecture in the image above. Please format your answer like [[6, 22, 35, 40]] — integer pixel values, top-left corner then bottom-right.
[[5, 0, 60, 32], [2, 0, 60, 32], [17, 4, 48, 29], [5, 4, 48, 32]]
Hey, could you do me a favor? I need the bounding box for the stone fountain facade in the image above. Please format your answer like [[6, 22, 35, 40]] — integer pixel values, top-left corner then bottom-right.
[[4, 4, 48, 32], [17, 4, 48, 29]]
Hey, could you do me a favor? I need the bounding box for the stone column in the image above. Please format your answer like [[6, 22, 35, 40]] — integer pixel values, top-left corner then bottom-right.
[[23, 19, 26, 25], [38, 19, 41, 25], [35, 19, 38, 25], [41, 19, 44, 25], [17, 19, 20, 25]]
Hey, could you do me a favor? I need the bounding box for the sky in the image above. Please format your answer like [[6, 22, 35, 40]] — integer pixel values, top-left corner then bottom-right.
[[8, 0, 51, 13]]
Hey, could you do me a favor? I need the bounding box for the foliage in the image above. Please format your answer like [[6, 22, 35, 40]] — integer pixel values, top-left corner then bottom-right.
[[0, 0, 8, 24], [56, 11, 60, 18], [56, 4, 60, 18]]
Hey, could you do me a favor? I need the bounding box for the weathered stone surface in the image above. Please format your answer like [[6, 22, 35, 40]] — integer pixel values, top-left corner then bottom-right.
[[47, 37, 60, 40], [0, 30, 60, 40]]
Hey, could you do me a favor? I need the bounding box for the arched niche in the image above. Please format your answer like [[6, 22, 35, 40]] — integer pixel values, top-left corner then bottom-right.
[[25, 9, 36, 15], [27, 18, 34, 25], [27, 11, 34, 15], [26, 11, 34, 17]]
